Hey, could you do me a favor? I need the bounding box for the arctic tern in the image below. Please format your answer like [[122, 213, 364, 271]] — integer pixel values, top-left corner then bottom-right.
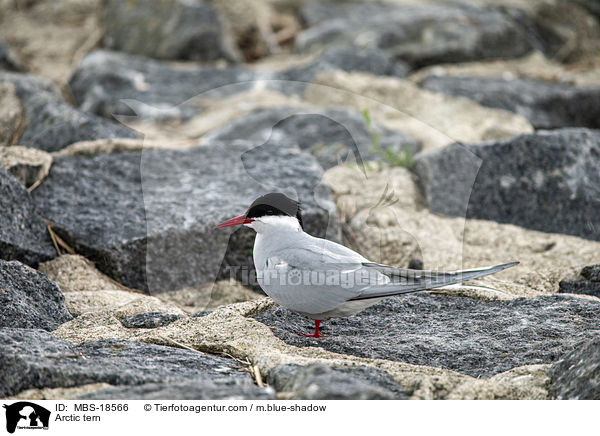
[[216, 193, 518, 338]]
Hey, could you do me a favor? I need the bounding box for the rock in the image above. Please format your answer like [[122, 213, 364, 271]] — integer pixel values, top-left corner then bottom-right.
[[69, 50, 259, 121], [549, 337, 600, 399], [297, 2, 542, 69], [582, 265, 600, 282], [38, 255, 134, 293], [0, 329, 270, 399], [559, 265, 600, 298], [103, 0, 239, 62], [267, 363, 409, 399], [0, 82, 22, 147], [0, 38, 22, 71], [413, 128, 600, 241], [0, 260, 72, 331], [0, 146, 52, 189], [256, 293, 600, 378], [305, 70, 533, 152], [120, 312, 183, 329], [0, 168, 55, 266], [204, 106, 420, 169], [78, 380, 273, 400], [33, 141, 339, 292], [0, 72, 137, 152], [419, 75, 600, 129]]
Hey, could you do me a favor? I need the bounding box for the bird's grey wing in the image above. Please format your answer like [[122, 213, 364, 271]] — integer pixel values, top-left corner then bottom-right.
[[260, 243, 387, 315], [350, 261, 519, 301]]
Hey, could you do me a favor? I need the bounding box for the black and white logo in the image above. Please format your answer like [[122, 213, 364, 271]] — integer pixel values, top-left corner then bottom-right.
[[3, 402, 50, 434]]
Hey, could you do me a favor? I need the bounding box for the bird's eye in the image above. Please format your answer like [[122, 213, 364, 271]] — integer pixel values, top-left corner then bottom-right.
[[267, 210, 274, 215]]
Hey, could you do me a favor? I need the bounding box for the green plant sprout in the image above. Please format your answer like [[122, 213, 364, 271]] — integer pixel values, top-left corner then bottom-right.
[[362, 109, 414, 168]]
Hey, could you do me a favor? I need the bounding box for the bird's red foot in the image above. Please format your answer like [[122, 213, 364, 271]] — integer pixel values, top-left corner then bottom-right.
[[299, 320, 322, 338], [299, 332, 322, 338]]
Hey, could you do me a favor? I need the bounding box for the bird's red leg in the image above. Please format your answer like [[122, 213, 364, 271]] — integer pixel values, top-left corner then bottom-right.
[[300, 320, 322, 338]]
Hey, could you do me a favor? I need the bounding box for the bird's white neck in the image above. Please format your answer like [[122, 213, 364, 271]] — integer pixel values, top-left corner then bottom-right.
[[246, 215, 303, 234]]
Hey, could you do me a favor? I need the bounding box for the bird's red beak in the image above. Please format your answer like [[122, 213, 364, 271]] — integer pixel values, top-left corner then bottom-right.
[[215, 214, 254, 229]]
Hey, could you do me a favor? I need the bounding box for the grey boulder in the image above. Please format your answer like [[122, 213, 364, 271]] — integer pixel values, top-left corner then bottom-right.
[[69, 50, 259, 121], [0, 72, 137, 152], [413, 129, 600, 241], [103, 0, 240, 62], [256, 293, 600, 378], [549, 336, 600, 400], [296, 2, 541, 68], [0, 330, 270, 399], [33, 141, 339, 292], [0, 168, 55, 266], [204, 106, 420, 170], [0, 260, 72, 331], [419, 75, 600, 129], [559, 265, 600, 298], [266, 363, 409, 400]]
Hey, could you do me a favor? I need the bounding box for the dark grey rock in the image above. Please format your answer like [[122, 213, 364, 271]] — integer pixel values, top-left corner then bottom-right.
[[204, 106, 420, 170], [0, 38, 22, 71], [33, 151, 148, 290], [0, 168, 55, 266], [559, 265, 600, 298], [0, 72, 137, 152], [78, 380, 273, 400], [407, 258, 424, 270], [266, 363, 410, 399], [582, 265, 600, 282], [559, 281, 600, 299], [120, 312, 183, 329], [297, 2, 542, 68], [256, 293, 600, 378], [69, 50, 260, 121], [418, 75, 600, 129], [0, 330, 271, 399], [549, 336, 600, 400], [32, 141, 339, 292], [103, 0, 239, 62], [413, 129, 600, 241], [0, 260, 72, 331]]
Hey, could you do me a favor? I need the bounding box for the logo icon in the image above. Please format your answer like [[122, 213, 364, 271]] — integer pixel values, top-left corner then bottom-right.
[[3, 402, 50, 434]]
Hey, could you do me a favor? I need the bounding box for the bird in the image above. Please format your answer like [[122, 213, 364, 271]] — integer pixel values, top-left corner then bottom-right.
[[215, 192, 518, 338]]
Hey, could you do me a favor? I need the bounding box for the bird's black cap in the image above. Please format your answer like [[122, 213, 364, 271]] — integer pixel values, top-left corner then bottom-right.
[[246, 192, 304, 229]]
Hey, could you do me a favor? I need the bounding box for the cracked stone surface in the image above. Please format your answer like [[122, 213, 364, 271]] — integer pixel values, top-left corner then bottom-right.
[[256, 293, 600, 378], [0, 328, 271, 399]]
